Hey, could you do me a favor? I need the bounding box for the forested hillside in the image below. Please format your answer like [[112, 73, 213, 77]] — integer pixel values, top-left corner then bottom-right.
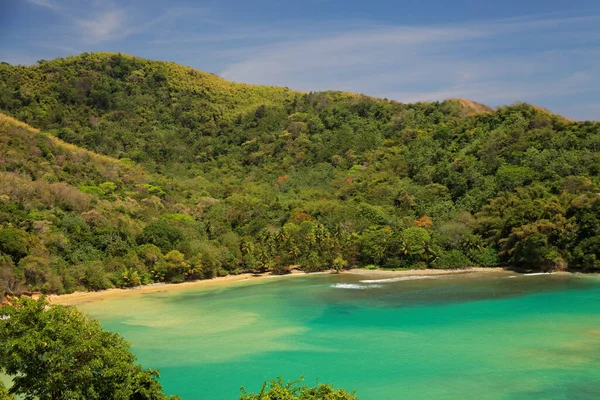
[[1, 52, 600, 298]]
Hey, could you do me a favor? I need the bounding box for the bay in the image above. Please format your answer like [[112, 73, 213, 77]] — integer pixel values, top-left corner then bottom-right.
[[79, 272, 600, 399]]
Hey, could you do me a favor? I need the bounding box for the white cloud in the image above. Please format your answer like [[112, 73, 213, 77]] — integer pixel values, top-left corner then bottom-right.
[[218, 15, 600, 118], [10, 2, 600, 119], [23, 0, 171, 44], [24, 0, 58, 10], [24, 0, 128, 43], [76, 9, 126, 43], [387, 73, 594, 104]]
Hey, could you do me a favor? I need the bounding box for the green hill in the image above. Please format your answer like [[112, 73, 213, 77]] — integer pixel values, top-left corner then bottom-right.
[[1, 52, 600, 298]]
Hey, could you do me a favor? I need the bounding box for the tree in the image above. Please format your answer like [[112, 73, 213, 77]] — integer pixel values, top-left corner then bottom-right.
[[240, 376, 358, 400], [137, 244, 164, 269], [16, 256, 51, 292], [332, 256, 349, 273], [0, 297, 179, 400], [399, 227, 432, 264], [359, 227, 393, 265], [495, 165, 534, 191], [164, 250, 188, 282], [0, 229, 28, 263], [137, 221, 184, 253]]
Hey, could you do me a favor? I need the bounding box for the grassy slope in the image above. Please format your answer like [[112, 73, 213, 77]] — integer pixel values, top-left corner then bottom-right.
[[0, 112, 144, 185]]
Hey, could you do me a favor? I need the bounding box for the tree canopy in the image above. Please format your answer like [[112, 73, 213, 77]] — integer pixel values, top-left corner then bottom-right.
[[0, 297, 179, 400], [240, 376, 358, 400]]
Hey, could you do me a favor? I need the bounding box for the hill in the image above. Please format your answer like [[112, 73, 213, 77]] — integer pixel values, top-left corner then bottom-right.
[[0, 112, 198, 297], [1, 52, 600, 299], [0, 53, 496, 165]]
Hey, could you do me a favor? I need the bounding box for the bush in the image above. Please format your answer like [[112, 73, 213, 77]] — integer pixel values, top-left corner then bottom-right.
[[79, 261, 113, 291], [434, 250, 472, 269], [476, 247, 501, 267], [383, 257, 406, 269], [272, 264, 291, 275]]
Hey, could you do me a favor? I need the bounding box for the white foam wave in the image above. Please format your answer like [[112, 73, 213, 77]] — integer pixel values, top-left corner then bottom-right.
[[359, 276, 439, 284], [523, 273, 552, 276], [330, 283, 383, 289]]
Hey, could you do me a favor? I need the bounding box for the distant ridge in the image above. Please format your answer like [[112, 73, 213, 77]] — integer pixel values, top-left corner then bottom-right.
[[3, 52, 575, 121]]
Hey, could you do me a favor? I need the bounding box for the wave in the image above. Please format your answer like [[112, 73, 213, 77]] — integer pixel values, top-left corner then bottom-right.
[[523, 272, 552, 276], [359, 276, 439, 284], [330, 283, 383, 290]]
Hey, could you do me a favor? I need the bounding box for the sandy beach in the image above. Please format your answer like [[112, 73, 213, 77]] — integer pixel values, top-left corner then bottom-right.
[[47, 267, 509, 306], [48, 271, 298, 306]]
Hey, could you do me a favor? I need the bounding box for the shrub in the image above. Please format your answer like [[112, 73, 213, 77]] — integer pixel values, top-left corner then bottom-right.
[[476, 247, 501, 267], [434, 250, 472, 269]]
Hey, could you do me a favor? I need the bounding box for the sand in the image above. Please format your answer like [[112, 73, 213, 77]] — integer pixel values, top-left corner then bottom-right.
[[49, 270, 319, 306], [48, 267, 508, 306]]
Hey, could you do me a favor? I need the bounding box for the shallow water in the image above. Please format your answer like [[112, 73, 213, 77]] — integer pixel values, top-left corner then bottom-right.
[[79, 272, 600, 399]]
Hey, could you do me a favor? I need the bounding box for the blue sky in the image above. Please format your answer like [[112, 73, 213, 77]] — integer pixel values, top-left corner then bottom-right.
[[1, 0, 600, 120]]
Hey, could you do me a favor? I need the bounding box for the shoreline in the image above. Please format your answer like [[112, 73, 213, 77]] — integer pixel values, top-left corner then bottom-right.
[[48, 267, 509, 306], [345, 266, 507, 278], [48, 270, 309, 306]]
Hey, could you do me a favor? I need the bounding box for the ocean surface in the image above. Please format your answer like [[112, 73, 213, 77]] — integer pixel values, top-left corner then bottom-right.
[[79, 272, 600, 399]]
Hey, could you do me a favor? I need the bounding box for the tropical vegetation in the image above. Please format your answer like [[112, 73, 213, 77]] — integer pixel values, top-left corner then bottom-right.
[[0, 297, 179, 399], [1, 53, 600, 300], [240, 376, 357, 400]]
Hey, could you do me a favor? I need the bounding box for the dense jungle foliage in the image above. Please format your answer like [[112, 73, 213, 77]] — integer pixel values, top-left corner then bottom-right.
[[1, 52, 600, 298]]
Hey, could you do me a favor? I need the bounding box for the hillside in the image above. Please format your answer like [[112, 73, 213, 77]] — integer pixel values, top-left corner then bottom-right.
[[0, 53, 494, 165], [1, 53, 600, 299], [0, 112, 196, 296]]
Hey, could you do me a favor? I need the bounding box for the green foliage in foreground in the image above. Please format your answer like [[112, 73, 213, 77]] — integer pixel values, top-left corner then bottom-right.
[[1, 53, 600, 298], [240, 376, 358, 400], [0, 381, 12, 400], [0, 297, 179, 400], [0, 298, 354, 400]]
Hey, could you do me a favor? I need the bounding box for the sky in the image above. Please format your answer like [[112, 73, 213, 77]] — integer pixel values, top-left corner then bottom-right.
[[1, 0, 600, 120]]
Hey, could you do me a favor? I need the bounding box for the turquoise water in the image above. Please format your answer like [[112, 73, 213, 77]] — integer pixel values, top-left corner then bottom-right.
[[79, 272, 600, 399]]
